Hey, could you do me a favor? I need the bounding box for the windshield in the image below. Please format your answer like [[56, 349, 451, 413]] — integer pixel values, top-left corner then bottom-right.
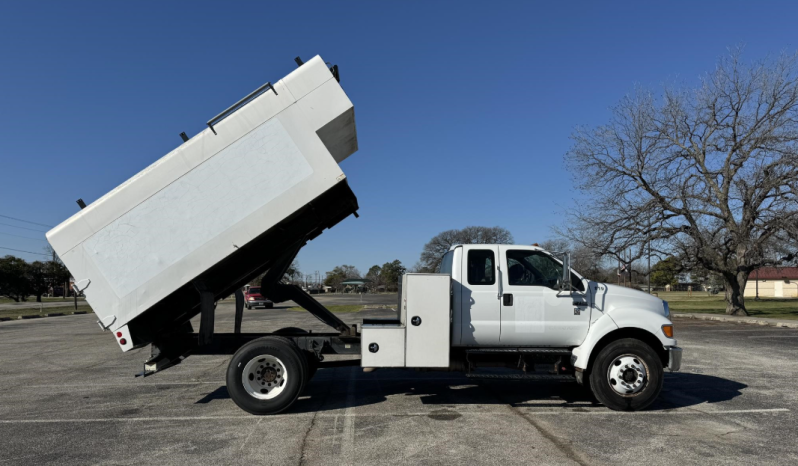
[[248, 287, 261, 294]]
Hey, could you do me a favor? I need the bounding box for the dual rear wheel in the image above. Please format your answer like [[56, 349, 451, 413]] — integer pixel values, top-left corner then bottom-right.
[[226, 335, 314, 415]]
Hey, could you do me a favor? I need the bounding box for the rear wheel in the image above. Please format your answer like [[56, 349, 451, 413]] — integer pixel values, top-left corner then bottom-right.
[[226, 336, 307, 415], [588, 338, 663, 411]]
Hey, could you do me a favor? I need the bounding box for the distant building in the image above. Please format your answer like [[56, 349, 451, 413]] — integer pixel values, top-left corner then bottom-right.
[[340, 278, 371, 293], [745, 267, 798, 298]]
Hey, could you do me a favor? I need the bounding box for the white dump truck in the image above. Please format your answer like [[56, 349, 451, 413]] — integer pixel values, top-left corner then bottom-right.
[[46, 55, 681, 415]]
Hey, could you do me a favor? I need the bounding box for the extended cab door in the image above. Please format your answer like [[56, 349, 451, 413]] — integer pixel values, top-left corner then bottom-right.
[[498, 247, 590, 346], [459, 245, 501, 346]]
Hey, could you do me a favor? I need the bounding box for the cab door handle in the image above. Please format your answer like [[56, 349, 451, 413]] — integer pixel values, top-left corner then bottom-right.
[[503, 294, 513, 306]]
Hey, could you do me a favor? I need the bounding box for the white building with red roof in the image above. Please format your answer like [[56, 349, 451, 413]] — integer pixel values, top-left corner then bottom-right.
[[745, 267, 798, 298]]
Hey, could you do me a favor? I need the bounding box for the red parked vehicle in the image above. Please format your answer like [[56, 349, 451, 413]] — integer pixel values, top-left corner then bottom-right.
[[243, 286, 273, 309]]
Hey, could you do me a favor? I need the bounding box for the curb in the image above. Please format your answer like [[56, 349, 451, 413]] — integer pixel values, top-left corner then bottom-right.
[[673, 313, 798, 329]]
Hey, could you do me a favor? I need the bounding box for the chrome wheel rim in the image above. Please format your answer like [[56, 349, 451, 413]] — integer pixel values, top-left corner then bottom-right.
[[242, 355, 288, 400], [607, 354, 648, 396]]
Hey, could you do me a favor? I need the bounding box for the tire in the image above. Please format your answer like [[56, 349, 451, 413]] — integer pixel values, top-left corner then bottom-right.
[[266, 303, 274, 309], [226, 336, 307, 415], [588, 338, 663, 411], [245, 304, 251, 310]]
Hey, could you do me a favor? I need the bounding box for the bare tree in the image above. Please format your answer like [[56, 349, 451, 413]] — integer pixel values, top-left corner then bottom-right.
[[564, 50, 798, 315], [419, 226, 514, 272]]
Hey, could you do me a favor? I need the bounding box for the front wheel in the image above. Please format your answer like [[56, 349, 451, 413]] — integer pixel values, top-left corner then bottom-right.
[[588, 338, 663, 411], [226, 336, 307, 415]]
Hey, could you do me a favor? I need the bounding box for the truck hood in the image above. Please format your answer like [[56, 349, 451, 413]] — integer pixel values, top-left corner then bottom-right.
[[591, 282, 668, 318]]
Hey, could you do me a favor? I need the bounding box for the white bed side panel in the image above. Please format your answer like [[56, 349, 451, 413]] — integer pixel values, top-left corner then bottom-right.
[[82, 118, 312, 298]]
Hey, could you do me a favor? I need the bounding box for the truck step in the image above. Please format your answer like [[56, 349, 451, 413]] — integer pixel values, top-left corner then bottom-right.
[[465, 373, 575, 381], [466, 347, 572, 356]]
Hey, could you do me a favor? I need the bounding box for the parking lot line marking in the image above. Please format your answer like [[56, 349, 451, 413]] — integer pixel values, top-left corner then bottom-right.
[[520, 408, 790, 415], [340, 369, 356, 465], [28, 382, 227, 388], [0, 408, 788, 424], [747, 336, 798, 338], [239, 417, 262, 451]]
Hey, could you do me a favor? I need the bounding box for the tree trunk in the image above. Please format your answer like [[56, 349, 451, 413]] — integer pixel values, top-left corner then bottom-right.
[[724, 271, 749, 316]]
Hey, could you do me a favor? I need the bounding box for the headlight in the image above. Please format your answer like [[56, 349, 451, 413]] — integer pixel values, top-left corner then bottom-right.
[[248, 297, 255, 301], [663, 300, 670, 318]]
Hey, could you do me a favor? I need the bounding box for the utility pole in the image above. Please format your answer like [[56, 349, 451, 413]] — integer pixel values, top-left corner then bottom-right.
[[648, 217, 652, 294]]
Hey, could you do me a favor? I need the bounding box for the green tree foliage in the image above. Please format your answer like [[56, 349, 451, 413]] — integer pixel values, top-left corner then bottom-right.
[[28, 261, 49, 302], [365, 265, 383, 289], [324, 265, 361, 290], [0, 256, 32, 302], [380, 260, 406, 291], [650, 257, 679, 287]]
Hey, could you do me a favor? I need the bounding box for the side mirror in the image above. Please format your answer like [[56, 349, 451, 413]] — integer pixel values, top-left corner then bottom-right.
[[560, 252, 572, 292]]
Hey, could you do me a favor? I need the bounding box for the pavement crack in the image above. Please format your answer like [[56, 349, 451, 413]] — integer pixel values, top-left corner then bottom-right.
[[478, 381, 590, 466], [298, 370, 335, 466], [297, 409, 320, 466]]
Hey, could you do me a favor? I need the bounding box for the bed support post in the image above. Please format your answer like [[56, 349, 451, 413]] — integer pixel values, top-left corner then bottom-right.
[[234, 288, 244, 334], [193, 280, 215, 346]]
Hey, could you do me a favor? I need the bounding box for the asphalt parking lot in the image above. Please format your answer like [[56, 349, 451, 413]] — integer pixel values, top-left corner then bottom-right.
[[1, 296, 797, 465]]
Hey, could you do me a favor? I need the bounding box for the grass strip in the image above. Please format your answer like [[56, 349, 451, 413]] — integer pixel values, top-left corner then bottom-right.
[[0, 304, 94, 320], [657, 291, 798, 320]]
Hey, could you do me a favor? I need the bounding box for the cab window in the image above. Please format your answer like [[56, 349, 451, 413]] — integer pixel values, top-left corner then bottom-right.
[[467, 250, 495, 285], [506, 250, 584, 291]]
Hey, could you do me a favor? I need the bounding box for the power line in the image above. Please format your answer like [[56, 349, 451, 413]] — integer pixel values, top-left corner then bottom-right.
[[0, 214, 53, 228], [0, 246, 50, 257], [0, 231, 46, 241], [0, 221, 49, 233]]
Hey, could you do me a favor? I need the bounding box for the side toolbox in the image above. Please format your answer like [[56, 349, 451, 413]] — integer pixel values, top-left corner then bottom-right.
[[404, 274, 451, 367], [361, 325, 405, 367]]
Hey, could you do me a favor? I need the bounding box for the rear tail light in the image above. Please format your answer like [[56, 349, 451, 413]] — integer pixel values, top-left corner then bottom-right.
[[119, 338, 127, 345]]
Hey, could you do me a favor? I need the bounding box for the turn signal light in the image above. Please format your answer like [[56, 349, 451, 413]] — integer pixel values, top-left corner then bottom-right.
[[662, 325, 674, 338]]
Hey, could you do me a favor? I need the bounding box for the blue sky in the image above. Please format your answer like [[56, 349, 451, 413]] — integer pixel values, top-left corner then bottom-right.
[[1, 1, 796, 277]]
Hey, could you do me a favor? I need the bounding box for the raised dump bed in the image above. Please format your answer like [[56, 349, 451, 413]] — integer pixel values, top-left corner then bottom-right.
[[46, 55, 359, 352]]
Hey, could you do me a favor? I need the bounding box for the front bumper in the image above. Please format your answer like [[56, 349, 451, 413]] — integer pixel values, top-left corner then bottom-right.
[[247, 299, 273, 306], [666, 346, 682, 372]]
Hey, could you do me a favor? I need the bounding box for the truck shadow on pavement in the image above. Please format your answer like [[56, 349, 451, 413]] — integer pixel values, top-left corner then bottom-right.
[[195, 370, 746, 413]]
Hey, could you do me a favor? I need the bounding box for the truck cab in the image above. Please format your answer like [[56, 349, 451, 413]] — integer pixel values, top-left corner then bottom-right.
[[359, 244, 682, 412], [444, 244, 590, 347]]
